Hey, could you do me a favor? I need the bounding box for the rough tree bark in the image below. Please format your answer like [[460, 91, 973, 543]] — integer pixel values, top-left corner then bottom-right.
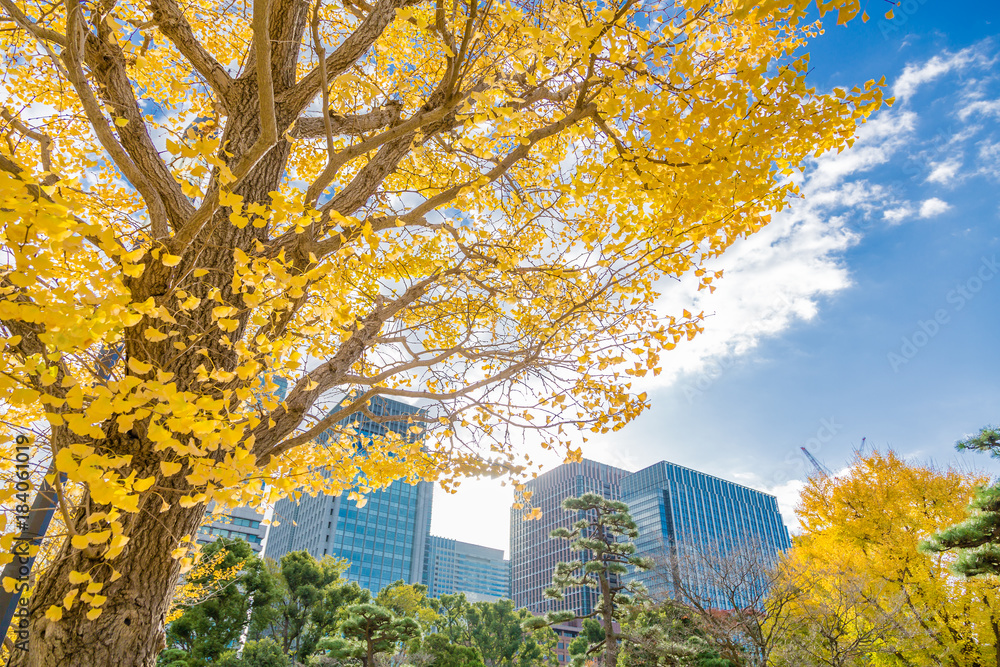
[[8, 7, 321, 664]]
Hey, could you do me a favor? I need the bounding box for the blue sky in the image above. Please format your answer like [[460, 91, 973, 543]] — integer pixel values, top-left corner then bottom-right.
[[432, 4, 1000, 555]]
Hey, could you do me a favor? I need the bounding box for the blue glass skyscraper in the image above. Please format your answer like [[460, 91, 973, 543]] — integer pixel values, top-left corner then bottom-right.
[[621, 461, 792, 606], [265, 397, 433, 593], [422, 536, 510, 601], [510, 460, 630, 615]]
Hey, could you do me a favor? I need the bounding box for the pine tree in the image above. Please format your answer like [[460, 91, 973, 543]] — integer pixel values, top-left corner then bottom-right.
[[922, 425, 1000, 576], [317, 602, 420, 667], [522, 493, 652, 667]]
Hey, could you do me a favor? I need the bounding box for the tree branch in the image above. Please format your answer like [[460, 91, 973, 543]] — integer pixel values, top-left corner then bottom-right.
[[83, 25, 197, 230], [291, 102, 402, 138], [171, 0, 278, 250], [279, 0, 409, 119], [251, 274, 442, 460], [62, 0, 172, 237], [147, 0, 235, 107]]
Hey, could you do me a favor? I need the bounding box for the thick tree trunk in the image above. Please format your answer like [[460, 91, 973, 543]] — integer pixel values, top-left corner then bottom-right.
[[8, 81, 299, 665], [9, 468, 207, 666]]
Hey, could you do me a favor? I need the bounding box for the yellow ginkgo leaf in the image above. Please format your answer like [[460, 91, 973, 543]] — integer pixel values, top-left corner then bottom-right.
[[143, 327, 168, 342], [161, 254, 182, 267], [68, 571, 90, 585], [86, 608, 103, 620], [45, 605, 63, 621], [160, 461, 183, 476], [120, 312, 143, 327], [132, 476, 155, 492], [127, 358, 153, 374]]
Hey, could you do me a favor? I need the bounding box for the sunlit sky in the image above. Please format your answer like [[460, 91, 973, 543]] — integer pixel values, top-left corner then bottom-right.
[[431, 5, 1000, 557]]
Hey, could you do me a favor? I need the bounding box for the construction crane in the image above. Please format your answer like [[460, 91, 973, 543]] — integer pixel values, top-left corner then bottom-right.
[[801, 447, 834, 478]]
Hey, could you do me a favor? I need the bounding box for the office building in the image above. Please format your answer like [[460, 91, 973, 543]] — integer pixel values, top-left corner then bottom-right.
[[196, 503, 267, 553], [509, 458, 793, 614], [423, 536, 510, 601], [265, 397, 433, 593], [509, 460, 630, 615], [621, 461, 792, 606]]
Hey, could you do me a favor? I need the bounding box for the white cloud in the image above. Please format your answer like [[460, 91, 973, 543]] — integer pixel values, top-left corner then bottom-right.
[[893, 45, 989, 102], [959, 99, 1000, 121], [926, 157, 963, 184], [808, 111, 917, 190], [771, 479, 807, 535], [883, 205, 913, 224], [978, 140, 1000, 179], [919, 197, 951, 218], [632, 107, 918, 393]]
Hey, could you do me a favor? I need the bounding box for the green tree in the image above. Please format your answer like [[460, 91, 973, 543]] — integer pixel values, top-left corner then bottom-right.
[[215, 638, 290, 667], [523, 493, 652, 667], [421, 632, 486, 667], [468, 598, 556, 667], [162, 538, 276, 666], [376, 580, 440, 626], [923, 424, 1000, 576], [249, 550, 368, 659], [429, 592, 473, 645], [318, 602, 421, 667], [619, 600, 736, 667], [156, 648, 193, 667]]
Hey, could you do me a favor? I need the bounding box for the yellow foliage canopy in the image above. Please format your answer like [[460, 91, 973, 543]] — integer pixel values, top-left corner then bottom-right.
[[0, 0, 883, 650], [784, 451, 1000, 665]]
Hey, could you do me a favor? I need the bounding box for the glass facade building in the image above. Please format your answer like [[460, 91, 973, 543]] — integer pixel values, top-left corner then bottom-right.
[[509, 459, 793, 615], [422, 536, 510, 601], [196, 503, 267, 553], [265, 397, 433, 593], [509, 460, 630, 615], [621, 461, 792, 607]]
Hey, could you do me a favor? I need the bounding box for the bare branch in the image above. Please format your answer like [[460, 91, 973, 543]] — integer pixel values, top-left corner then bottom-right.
[[291, 102, 402, 138], [251, 274, 442, 460]]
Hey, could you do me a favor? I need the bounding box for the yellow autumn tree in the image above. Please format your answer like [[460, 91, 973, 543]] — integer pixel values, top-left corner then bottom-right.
[[165, 546, 245, 624], [781, 450, 1000, 666], [1, 0, 884, 661]]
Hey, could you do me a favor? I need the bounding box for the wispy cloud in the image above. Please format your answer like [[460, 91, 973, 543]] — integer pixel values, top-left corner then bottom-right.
[[959, 99, 1000, 121], [893, 44, 992, 102], [926, 158, 963, 185], [635, 109, 917, 392]]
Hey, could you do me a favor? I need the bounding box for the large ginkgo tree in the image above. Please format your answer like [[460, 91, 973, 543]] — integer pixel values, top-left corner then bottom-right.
[[0, 0, 883, 661]]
